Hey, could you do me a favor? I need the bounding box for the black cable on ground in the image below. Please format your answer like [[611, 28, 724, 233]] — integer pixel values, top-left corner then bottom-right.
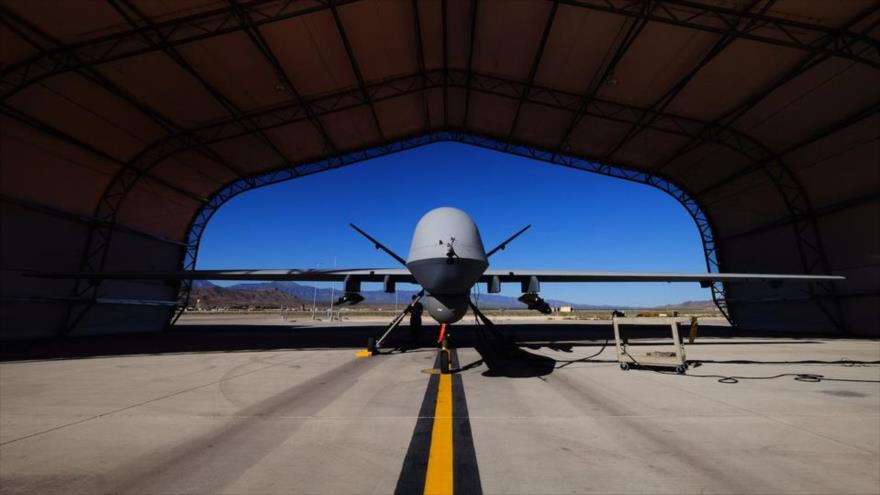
[[643, 370, 880, 384], [691, 358, 880, 367], [546, 340, 611, 368], [459, 303, 879, 381], [621, 347, 880, 384]]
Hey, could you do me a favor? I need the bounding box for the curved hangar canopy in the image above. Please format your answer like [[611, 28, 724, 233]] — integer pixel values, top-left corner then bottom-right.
[[0, 0, 877, 338]]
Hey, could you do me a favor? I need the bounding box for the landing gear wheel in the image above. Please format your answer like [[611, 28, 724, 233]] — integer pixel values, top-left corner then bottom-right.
[[675, 365, 687, 374], [367, 337, 377, 354], [439, 350, 450, 374], [620, 362, 630, 371]]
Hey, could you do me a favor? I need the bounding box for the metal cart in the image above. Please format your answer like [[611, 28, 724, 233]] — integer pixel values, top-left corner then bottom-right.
[[613, 316, 696, 374]]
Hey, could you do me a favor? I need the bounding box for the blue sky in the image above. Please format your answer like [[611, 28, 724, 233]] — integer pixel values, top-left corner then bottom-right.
[[197, 142, 713, 306]]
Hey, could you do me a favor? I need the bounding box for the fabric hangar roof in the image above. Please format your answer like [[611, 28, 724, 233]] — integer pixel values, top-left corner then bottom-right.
[[0, 0, 877, 335]]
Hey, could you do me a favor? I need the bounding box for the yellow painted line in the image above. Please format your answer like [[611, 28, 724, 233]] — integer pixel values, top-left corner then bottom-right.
[[424, 373, 453, 495]]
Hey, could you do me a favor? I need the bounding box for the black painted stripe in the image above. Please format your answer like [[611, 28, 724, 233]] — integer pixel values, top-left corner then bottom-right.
[[395, 350, 482, 494], [451, 350, 482, 495], [394, 353, 441, 494]]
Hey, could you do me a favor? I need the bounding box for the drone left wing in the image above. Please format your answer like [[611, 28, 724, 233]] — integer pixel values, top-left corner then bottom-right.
[[478, 269, 844, 314], [25, 268, 416, 284], [480, 269, 844, 285]]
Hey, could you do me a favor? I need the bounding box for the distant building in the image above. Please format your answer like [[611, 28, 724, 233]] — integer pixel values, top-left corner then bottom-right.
[[558, 306, 573, 313]]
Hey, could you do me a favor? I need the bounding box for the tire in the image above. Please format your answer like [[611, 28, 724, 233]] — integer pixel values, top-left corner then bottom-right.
[[439, 350, 450, 374], [620, 362, 630, 371], [676, 365, 686, 374], [367, 337, 377, 353]]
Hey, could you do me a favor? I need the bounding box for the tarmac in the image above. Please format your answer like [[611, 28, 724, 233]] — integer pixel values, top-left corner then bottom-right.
[[1, 318, 878, 494]]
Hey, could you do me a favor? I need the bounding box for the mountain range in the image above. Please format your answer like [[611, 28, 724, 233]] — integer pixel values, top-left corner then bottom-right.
[[189, 280, 717, 310]]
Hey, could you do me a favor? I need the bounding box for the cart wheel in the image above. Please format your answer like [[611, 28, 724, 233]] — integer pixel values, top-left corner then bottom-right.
[[620, 362, 630, 371], [675, 365, 686, 374], [439, 350, 450, 374]]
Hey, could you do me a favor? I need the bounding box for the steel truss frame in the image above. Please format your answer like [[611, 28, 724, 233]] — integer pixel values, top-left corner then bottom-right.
[[169, 130, 732, 327], [722, 192, 880, 243], [600, 0, 771, 162], [64, 68, 847, 334], [1, 0, 859, 334], [557, 0, 880, 69], [1, 0, 877, 102], [656, 2, 880, 174], [0, 0, 357, 100], [329, 2, 387, 143]]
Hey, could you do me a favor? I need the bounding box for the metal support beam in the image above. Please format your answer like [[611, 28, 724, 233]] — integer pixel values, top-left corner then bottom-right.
[[2, 0, 876, 107], [329, 1, 386, 142], [0, 7, 223, 337], [557, 0, 880, 69], [441, 0, 449, 126], [698, 102, 880, 197], [411, 0, 431, 133], [0, 6, 175, 131], [553, 3, 652, 159], [109, 0, 293, 169], [0, 0, 364, 101], [640, 5, 878, 334], [506, 0, 558, 142], [722, 191, 880, 242], [462, 0, 479, 127], [0, 194, 188, 247], [0, 4, 244, 183], [228, 0, 339, 155], [0, 105, 207, 205], [657, 4, 880, 172], [74, 68, 828, 199], [602, 0, 770, 161], [72, 68, 839, 222], [64, 0, 295, 335], [37, 103, 204, 336]]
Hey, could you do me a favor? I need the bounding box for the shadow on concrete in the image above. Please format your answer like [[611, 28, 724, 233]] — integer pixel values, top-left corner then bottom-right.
[[0, 324, 384, 362], [0, 322, 840, 362], [479, 347, 557, 378]]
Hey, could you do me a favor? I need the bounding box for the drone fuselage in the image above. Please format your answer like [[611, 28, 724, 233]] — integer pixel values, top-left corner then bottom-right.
[[405, 207, 488, 324]]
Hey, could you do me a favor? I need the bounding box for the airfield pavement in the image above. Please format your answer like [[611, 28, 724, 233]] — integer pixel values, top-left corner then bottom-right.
[[1, 317, 878, 494]]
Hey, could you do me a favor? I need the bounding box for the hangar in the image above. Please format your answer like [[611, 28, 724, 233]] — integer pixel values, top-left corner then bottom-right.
[[0, 0, 877, 339]]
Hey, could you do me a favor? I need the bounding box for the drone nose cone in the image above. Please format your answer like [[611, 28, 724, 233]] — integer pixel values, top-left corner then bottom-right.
[[406, 207, 488, 293], [406, 207, 486, 263]]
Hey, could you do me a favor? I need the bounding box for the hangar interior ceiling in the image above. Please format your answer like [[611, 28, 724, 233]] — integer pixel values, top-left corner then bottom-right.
[[0, 0, 877, 339]]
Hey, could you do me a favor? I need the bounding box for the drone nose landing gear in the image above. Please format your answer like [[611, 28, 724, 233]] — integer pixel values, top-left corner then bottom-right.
[[437, 323, 451, 374]]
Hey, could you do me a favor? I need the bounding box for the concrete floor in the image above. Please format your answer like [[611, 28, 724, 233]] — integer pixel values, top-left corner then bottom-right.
[[1, 324, 878, 494]]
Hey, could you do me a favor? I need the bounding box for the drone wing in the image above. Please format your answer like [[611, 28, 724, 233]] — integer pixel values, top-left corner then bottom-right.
[[25, 268, 416, 284]]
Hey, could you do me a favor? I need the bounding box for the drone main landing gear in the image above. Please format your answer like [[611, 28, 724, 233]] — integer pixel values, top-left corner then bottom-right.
[[468, 302, 520, 370], [357, 292, 424, 357]]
